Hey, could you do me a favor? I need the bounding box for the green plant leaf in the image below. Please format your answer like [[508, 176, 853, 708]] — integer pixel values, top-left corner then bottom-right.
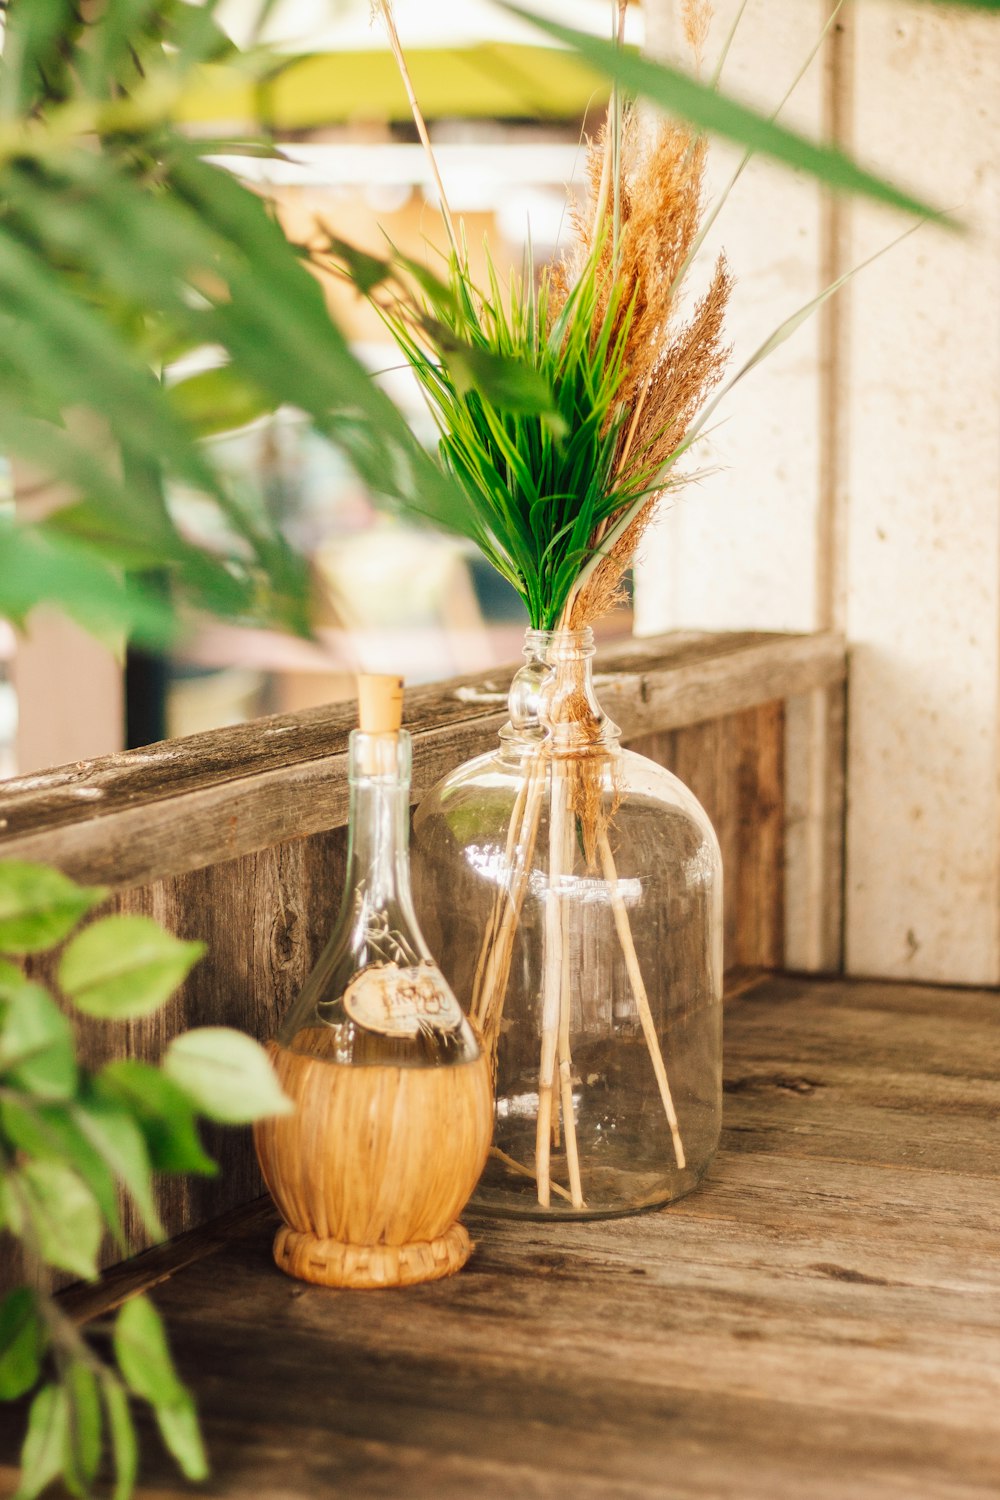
[[113, 1295, 186, 1407], [322, 234, 393, 296], [437, 337, 562, 420], [0, 862, 106, 955], [0, 1095, 125, 1244], [163, 1027, 292, 1124], [16, 1160, 102, 1281], [168, 364, 277, 438], [0, 984, 77, 1100], [503, 4, 957, 227], [0, 1289, 45, 1402], [96, 1060, 218, 1176], [0, 957, 25, 991], [58, 915, 206, 1021], [73, 1096, 163, 1241], [14, 1384, 69, 1500], [155, 1391, 209, 1482], [66, 1361, 102, 1494], [101, 1378, 138, 1500]]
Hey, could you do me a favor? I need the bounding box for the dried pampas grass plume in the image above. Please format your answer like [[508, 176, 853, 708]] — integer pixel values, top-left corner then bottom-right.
[[557, 107, 732, 627]]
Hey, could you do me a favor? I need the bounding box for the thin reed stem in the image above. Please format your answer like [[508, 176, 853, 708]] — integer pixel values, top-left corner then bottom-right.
[[535, 758, 568, 1207], [489, 1146, 573, 1205], [610, 0, 628, 276], [471, 752, 546, 1066], [470, 763, 531, 1021], [374, 0, 460, 260], [597, 829, 686, 1170], [557, 772, 585, 1208]]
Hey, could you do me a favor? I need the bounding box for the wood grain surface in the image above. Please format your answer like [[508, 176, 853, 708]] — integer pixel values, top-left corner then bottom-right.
[[2, 974, 995, 1500], [4, 633, 819, 1276], [0, 629, 843, 887]]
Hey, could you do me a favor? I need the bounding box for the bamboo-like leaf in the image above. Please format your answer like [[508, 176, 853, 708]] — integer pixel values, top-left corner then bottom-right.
[[65, 1361, 102, 1494], [0, 518, 178, 645], [113, 1295, 208, 1479], [113, 1296, 186, 1407], [501, 4, 958, 226], [154, 1393, 209, 1482]]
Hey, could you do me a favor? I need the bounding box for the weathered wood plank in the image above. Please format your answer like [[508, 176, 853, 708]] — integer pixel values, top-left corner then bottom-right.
[[630, 701, 785, 970], [784, 680, 846, 971], [0, 630, 844, 887], [3, 976, 995, 1500]]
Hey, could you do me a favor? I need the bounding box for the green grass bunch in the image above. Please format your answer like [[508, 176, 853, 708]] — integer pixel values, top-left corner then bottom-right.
[[374, 240, 654, 630]]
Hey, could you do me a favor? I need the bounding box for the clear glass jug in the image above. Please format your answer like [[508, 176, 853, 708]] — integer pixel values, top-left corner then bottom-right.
[[412, 628, 722, 1219]]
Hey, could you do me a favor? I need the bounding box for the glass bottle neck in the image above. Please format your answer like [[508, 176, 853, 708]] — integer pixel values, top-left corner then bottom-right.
[[340, 730, 419, 954], [503, 626, 619, 757]]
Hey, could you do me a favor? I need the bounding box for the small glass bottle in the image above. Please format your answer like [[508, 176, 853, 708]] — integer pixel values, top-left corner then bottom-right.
[[412, 628, 723, 1220], [254, 675, 492, 1288]]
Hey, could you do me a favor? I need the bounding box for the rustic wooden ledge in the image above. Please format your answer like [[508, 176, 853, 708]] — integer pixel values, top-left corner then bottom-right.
[[0, 629, 849, 1266], [3, 973, 996, 1500], [0, 628, 844, 888]]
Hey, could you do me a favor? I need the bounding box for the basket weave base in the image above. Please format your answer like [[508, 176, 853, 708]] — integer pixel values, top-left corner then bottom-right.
[[273, 1221, 473, 1289]]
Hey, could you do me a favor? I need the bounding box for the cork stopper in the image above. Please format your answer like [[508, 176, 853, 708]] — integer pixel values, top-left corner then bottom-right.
[[357, 674, 404, 734]]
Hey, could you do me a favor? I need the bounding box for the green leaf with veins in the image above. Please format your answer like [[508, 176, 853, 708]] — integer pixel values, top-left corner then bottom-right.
[[59, 915, 206, 1021], [14, 1161, 102, 1282], [66, 1360, 102, 1494], [0, 863, 106, 956], [0, 984, 77, 1100], [96, 1060, 218, 1176], [0, 1289, 45, 1402], [164, 1027, 293, 1124], [101, 1376, 138, 1500], [114, 1296, 187, 1407], [155, 1391, 209, 1482], [73, 1095, 164, 1241], [0, 1096, 124, 1244], [14, 1384, 69, 1500]]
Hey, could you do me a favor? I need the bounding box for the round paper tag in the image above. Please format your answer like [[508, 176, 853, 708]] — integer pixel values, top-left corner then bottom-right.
[[342, 962, 464, 1039]]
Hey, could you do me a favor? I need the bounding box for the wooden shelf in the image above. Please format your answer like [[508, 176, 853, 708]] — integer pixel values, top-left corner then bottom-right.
[[0, 630, 849, 1265], [4, 974, 996, 1499]]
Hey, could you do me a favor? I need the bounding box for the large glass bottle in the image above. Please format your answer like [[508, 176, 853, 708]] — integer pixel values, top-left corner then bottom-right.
[[254, 676, 492, 1288], [412, 629, 722, 1220]]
